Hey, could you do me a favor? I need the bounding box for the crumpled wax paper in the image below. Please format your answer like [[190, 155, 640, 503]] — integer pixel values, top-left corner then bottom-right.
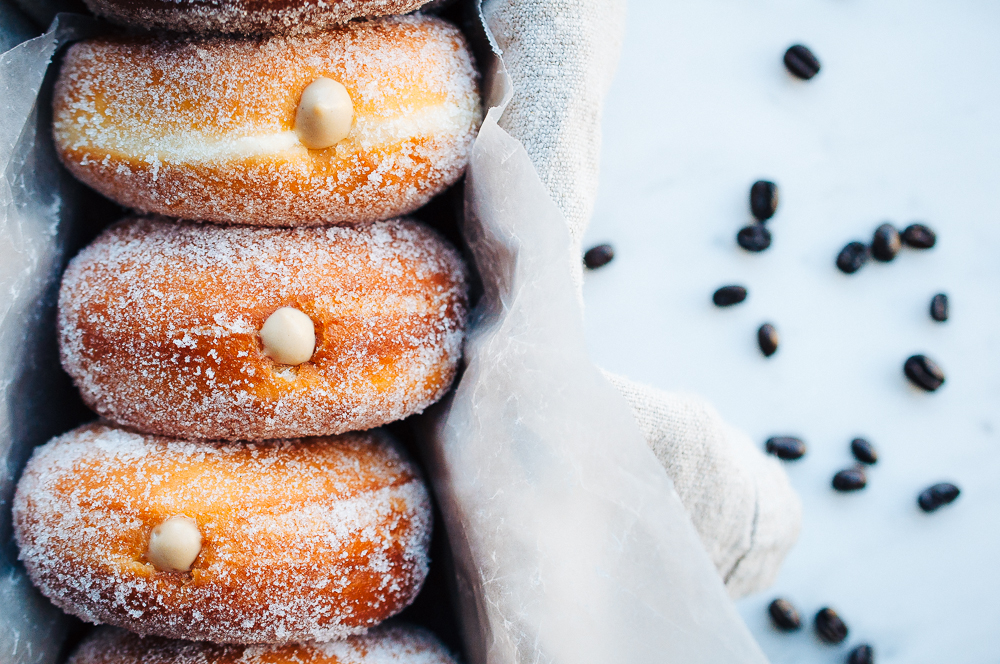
[[417, 5, 769, 663], [1, 6, 769, 664], [0, 15, 98, 664]]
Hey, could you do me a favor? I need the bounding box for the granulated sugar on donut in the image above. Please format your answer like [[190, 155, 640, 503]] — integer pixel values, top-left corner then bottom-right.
[[58, 216, 468, 441], [68, 625, 459, 664], [53, 15, 482, 226], [14, 423, 432, 644], [82, 0, 436, 36]]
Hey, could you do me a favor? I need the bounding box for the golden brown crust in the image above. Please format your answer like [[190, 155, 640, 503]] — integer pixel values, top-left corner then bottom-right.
[[82, 0, 432, 35], [58, 216, 468, 441], [69, 625, 458, 664], [14, 423, 432, 644], [52, 16, 481, 226]]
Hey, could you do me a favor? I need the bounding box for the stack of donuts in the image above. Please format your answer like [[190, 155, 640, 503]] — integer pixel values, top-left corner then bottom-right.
[[13, 1, 481, 663]]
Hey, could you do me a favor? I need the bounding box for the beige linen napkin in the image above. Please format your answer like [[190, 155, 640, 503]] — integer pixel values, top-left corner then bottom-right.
[[482, 0, 801, 597]]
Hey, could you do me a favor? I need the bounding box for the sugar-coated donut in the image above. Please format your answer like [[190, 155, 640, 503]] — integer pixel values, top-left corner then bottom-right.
[[13, 423, 432, 644], [68, 625, 458, 664], [81, 0, 435, 36], [58, 216, 468, 441], [52, 15, 481, 227]]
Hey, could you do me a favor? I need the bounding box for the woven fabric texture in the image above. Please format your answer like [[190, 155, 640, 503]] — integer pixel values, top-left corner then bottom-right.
[[483, 0, 802, 597]]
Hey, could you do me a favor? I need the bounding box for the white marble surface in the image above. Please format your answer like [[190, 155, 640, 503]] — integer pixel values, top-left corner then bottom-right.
[[582, 1, 1000, 662]]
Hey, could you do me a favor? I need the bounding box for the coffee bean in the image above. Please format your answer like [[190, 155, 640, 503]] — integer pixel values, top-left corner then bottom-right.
[[814, 607, 849, 644], [930, 293, 949, 322], [901, 223, 936, 249], [768, 598, 802, 631], [583, 244, 614, 269], [833, 468, 867, 492], [737, 223, 772, 252], [848, 644, 874, 664], [750, 180, 780, 222], [766, 436, 806, 460], [713, 285, 748, 307], [904, 354, 945, 391], [871, 223, 901, 262], [850, 438, 878, 465], [758, 323, 779, 357], [784, 44, 821, 80], [918, 482, 960, 512], [836, 241, 869, 274]]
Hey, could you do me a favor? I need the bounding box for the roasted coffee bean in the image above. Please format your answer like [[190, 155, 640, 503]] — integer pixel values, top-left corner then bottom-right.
[[836, 241, 869, 274], [784, 44, 821, 80], [833, 468, 867, 492], [750, 180, 780, 221], [930, 293, 949, 322], [850, 438, 878, 465], [758, 323, 779, 357], [766, 436, 806, 460], [904, 354, 945, 391], [848, 644, 874, 664], [918, 482, 960, 512], [713, 285, 748, 307], [737, 223, 772, 252], [815, 607, 849, 644], [583, 243, 614, 269], [768, 598, 802, 631], [871, 223, 901, 262], [901, 223, 936, 249]]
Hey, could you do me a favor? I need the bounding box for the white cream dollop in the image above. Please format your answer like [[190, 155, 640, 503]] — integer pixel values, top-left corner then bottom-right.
[[294, 77, 354, 149], [147, 515, 202, 572], [259, 307, 316, 366]]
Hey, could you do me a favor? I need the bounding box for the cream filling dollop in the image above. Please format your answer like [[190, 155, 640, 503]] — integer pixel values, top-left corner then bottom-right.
[[260, 307, 316, 366], [294, 77, 354, 150]]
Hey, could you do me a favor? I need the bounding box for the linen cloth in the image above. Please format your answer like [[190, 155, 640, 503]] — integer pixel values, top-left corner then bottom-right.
[[482, 0, 801, 596]]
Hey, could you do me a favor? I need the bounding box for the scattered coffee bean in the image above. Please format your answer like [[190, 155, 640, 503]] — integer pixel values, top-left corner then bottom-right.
[[784, 44, 821, 80], [750, 180, 780, 222], [930, 293, 949, 322], [836, 241, 869, 274], [768, 598, 802, 631], [713, 285, 748, 307], [871, 223, 901, 262], [833, 468, 867, 492], [758, 323, 779, 357], [904, 354, 945, 391], [766, 436, 806, 460], [901, 223, 936, 249], [815, 607, 849, 644], [848, 644, 874, 664], [737, 223, 772, 252], [583, 244, 614, 269], [918, 482, 960, 512], [850, 438, 878, 465]]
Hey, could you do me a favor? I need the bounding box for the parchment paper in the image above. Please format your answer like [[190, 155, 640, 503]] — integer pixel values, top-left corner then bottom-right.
[[418, 6, 769, 662], [0, 15, 99, 664], [0, 8, 768, 664]]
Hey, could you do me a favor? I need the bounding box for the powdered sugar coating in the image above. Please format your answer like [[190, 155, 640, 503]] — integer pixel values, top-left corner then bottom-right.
[[14, 423, 433, 644], [82, 0, 434, 36], [52, 16, 482, 226], [70, 625, 457, 664], [58, 216, 468, 440]]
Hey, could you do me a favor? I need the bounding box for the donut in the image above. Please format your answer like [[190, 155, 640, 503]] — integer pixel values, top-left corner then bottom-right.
[[68, 625, 458, 664], [52, 15, 481, 227], [80, 0, 436, 35], [58, 216, 468, 441], [13, 423, 432, 643]]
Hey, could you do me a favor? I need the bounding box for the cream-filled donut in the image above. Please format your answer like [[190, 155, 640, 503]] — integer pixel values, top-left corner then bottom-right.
[[81, 0, 439, 35], [14, 423, 432, 643], [58, 216, 468, 441], [52, 15, 481, 227], [68, 625, 458, 664]]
